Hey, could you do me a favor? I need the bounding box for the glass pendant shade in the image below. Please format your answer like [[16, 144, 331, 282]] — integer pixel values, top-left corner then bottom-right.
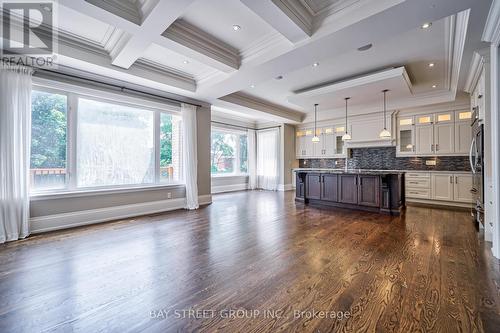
[[312, 135, 320, 143], [379, 128, 391, 138], [342, 97, 351, 141]]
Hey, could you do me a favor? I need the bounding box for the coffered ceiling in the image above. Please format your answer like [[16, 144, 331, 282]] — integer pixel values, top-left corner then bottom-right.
[[7, 0, 493, 123]]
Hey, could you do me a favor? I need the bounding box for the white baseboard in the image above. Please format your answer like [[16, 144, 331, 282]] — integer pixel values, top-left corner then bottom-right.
[[406, 198, 473, 209], [277, 184, 293, 192], [30, 194, 212, 234], [211, 183, 248, 194]]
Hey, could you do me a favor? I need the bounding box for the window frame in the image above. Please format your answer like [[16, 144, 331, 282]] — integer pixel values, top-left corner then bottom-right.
[[210, 126, 248, 177], [30, 83, 184, 196]]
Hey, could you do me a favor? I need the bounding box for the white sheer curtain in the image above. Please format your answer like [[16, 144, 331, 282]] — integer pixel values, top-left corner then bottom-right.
[[256, 128, 280, 191], [182, 103, 199, 209], [247, 129, 257, 190], [0, 65, 33, 243]]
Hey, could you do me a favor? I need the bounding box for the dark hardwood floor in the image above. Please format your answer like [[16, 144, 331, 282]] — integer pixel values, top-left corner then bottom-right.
[[1, 191, 500, 332]]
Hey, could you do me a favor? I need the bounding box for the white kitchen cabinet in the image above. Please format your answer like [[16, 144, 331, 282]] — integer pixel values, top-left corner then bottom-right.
[[453, 174, 473, 203], [415, 125, 434, 155], [397, 110, 471, 156], [397, 117, 415, 155], [432, 174, 454, 201], [455, 121, 472, 154], [434, 123, 455, 154], [296, 126, 345, 158], [320, 129, 335, 156]]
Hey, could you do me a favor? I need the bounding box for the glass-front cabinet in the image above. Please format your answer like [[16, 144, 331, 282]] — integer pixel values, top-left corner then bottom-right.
[[396, 109, 472, 156], [296, 125, 346, 159], [397, 116, 415, 155]]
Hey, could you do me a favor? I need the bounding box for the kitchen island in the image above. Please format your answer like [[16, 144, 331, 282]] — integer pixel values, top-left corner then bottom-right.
[[294, 169, 405, 215]]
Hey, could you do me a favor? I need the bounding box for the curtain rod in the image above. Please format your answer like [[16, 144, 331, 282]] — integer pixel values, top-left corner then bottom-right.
[[34, 68, 203, 108], [211, 121, 281, 131]]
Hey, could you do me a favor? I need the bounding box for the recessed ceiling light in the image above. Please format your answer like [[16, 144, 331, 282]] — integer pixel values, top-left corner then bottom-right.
[[421, 22, 432, 29], [233, 25, 241, 31], [250, 84, 255, 88], [312, 62, 319, 67], [357, 43, 373, 52], [428, 63, 435, 67], [275, 75, 284, 80], [432, 84, 437, 88], [183, 60, 189, 64]]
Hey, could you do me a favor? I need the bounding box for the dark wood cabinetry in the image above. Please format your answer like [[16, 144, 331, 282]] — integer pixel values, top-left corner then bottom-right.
[[358, 175, 380, 207], [321, 174, 338, 202], [296, 170, 404, 215], [338, 174, 358, 204], [306, 173, 321, 200]]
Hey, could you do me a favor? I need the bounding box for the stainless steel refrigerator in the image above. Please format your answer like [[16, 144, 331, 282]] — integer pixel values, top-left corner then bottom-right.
[[470, 106, 484, 227]]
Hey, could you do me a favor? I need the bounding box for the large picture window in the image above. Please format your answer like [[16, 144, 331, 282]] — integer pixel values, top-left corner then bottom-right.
[[211, 128, 248, 175], [30, 90, 68, 190], [30, 87, 182, 193]]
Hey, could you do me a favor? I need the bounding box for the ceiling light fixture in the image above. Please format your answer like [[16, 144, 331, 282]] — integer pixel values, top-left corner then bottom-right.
[[379, 89, 392, 139], [232, 25, 241, 31], [421, 22, 432, 29], [342, 98, 352, 141], [250, 84, 255, 88], [428, 63, 435, 67], [183, 60, 189, 64], [432, 84, 437, 88], [312, 62, 319, 67], [312, 103, 320, 143]]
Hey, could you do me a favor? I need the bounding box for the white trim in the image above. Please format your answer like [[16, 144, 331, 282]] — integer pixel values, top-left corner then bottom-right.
[[489, 44, 500, 258], [483, 0, 500, 46], [406, 198, 473, 209], [211, 184, 248, 194], [30, 184, 185, 201], [278, 184, 294, 191], [465, 51, 486, 93], [29, 195, 212, 234]]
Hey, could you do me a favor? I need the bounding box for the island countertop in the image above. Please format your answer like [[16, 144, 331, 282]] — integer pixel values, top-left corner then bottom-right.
[[293, 168, 406, 175]]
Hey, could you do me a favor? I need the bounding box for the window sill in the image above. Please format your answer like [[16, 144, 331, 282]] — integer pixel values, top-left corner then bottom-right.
[[211, 174, 249, 178], [30, 183, 185, 201]]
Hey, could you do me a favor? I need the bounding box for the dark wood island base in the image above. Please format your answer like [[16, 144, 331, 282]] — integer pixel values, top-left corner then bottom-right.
[[295, 170, 405, 215]]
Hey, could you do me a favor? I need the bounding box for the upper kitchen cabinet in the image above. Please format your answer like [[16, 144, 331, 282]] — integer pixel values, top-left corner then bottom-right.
[[295, 125, 346, 159], [396, 109, 471, 157], [396, 116, 415, 155], [455, 110, 472, 154]]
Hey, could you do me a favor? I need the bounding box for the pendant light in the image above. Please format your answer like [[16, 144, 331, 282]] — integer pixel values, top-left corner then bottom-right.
[[342, 97, 352, 141], [379, 89, 392, 139], [312, 103, 320, 143]]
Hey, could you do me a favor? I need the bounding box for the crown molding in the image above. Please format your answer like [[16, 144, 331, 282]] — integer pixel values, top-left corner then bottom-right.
[[444, 10, 470, 96], [300, 0, 360, 17], [483, 0, 500, 46], [85, 0, 142, 25], [272, 0, 314, 36], [163, 20, 240, 71], [464, 51, 486, 93], [219, 93, 304, 123]]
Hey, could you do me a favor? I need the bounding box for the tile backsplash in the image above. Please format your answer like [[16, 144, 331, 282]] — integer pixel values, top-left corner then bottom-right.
[[299, 147, 471, 171]]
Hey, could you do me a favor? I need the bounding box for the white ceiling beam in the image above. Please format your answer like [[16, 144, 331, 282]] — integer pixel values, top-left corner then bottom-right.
[[240, 0, 310, 43], [110, 0, 197, 69]]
